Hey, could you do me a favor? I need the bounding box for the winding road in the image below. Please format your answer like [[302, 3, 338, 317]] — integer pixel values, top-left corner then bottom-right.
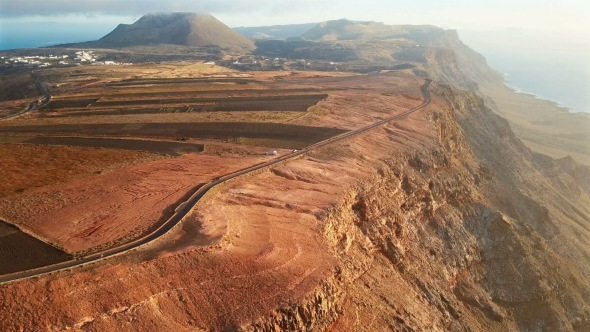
[[0, 71, 51, 121], [0, 79, 432, 285]]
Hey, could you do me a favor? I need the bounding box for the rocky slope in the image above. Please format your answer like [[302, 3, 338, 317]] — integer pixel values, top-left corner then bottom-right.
[[236, 79, 590, 331], [87, 13, 255, 52], [0, 73, 588, 331], [255, 19, 502, 91], [322, 84, 590, 331]]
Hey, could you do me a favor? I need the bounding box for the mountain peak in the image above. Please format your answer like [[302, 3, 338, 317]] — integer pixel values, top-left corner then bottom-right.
[[96, 12, 254, 51]]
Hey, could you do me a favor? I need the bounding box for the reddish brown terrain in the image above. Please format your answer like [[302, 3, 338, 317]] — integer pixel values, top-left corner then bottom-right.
[[0, 143, 159, 199], [0, 65, 588, 332], [0, 153, 271, 254]]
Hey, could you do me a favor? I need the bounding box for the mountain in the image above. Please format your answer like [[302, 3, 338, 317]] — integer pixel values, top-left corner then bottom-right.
[[299, 19, 503, 85], [252, 19, 502, 90], [234, 23, 317, 40], [93, 13, 255, 52], [299, 19, 443, 42]]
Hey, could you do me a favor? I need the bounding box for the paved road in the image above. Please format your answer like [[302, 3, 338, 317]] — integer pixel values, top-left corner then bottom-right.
[[0, 71, 51, 121], [0, 79, 432, 285]]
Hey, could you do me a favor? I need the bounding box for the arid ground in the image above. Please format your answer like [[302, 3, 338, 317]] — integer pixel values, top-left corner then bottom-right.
[[0, 62, 588, 332]]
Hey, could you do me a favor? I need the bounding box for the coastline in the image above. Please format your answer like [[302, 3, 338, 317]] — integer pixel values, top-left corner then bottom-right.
[[481, 81, 590, 166], [502, 74, 588, 115], [505, 85, 590, 116]]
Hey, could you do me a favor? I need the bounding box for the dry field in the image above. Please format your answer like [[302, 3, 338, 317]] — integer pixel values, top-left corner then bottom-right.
[[0, 144, 158, 199], [0, 111, 303, 125], [0, 68, 41, 102], [40, 94, 328, 117], [21, 137, 204, 156], [0, 67, 421, 280], [0, 122, 346, 148]]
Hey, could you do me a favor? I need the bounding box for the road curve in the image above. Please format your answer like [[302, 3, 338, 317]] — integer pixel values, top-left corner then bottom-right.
[[0, 79, 432, 285], [0, 71, 51, 121]]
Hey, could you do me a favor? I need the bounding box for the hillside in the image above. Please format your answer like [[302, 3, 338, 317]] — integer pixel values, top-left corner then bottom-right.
[[300, 19, 503, 87], [300, 19, 442, 42], [88, 12, 255, 52], [250, 19, 502, 91], [234, 23, 317, 40]]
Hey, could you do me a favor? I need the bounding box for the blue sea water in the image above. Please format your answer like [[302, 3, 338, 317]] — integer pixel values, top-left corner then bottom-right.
[[0, 22, 115, 50], [481, 49, 590, 113], [458, 28, 590, 114]]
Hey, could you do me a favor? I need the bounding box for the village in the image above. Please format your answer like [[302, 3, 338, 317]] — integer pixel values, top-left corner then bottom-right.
[[1, 50, 132, 68], [216, 55, 341, 72]]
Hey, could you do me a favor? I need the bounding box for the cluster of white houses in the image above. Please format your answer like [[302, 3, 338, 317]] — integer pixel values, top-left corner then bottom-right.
[[2, 51, 131, 67], [3, 54, 69, 67], [74, 51, 95, 63]]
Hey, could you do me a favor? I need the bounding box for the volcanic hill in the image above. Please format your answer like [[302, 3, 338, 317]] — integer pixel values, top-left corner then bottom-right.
[[91, 12, 255, 52]]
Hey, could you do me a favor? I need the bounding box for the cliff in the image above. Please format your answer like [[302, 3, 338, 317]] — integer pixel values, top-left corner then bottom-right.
[[256, 19, 503, 91], [235, 82, 590, 331]]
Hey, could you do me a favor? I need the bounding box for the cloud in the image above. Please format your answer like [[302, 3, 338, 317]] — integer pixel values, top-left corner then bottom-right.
[[0, 0, 328, 18], [0, 0, 253, 17]]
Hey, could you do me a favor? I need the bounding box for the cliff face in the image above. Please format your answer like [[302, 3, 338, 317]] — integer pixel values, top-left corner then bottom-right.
[[294, 19, 504, 89], [429, 30, 505, 86], [390, 46, 478, 91], [341, 87, 588, 331], [238, 84, 590, 331]]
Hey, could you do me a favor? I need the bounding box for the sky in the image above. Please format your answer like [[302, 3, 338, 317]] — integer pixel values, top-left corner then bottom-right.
[[0, 0, 588, 51], [1, 0, 589, 31]]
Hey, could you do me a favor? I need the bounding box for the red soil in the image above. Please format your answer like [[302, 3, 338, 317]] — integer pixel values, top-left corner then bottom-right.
[[0, 151, 278, 253], [0, 73, 441, 330]]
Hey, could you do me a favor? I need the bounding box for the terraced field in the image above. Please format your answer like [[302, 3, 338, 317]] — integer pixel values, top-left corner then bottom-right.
[[42, 94, 327, 117], [42, 98, 99, 110], [107, 77, 254, 86], [22, 137, 204, 156], [96, 88, 323, 100], [0, 122, 346, 148], [0, 220, 71, 275]]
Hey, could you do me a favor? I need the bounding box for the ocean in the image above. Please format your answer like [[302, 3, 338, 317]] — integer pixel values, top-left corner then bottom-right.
[[0, 22, 115, 50], [481, 49, 590, 113], [458, 29, 590, 114]]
